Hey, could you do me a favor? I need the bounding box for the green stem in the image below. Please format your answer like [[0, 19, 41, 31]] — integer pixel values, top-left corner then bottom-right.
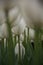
[[24, 30, 27, 48], [34, 28, 41, 65], [18, 35, 21, 65], [14, 35, 17, 47], [1, 39, 5, 65], [5, 10, 14, 65]]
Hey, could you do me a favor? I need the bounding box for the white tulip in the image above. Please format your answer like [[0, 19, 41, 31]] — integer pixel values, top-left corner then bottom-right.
[[0, 6, 20, 25], [0, 6, 26, 38], [1, 0, 43, 29], [9, 6, 20, 23], [12, 15, 26, 34], [10, 10, 21, 27]]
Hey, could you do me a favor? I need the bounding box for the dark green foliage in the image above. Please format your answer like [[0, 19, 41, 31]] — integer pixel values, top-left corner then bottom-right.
[[0, 23, 43, 65]]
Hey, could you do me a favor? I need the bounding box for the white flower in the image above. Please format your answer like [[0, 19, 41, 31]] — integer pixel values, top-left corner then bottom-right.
[[29, 28, 35, 40], [12, 15, 26, 35], [10, 9, 21, 27], [0, 6, 26, 38], [9, 6, 20, 23], [20, 34, 24, 41], [0, 23, 8, 38], [15, 42, 25, 59]]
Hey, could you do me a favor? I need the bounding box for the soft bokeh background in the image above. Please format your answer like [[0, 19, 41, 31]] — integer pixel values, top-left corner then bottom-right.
[[0, 0, 43, 65]]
